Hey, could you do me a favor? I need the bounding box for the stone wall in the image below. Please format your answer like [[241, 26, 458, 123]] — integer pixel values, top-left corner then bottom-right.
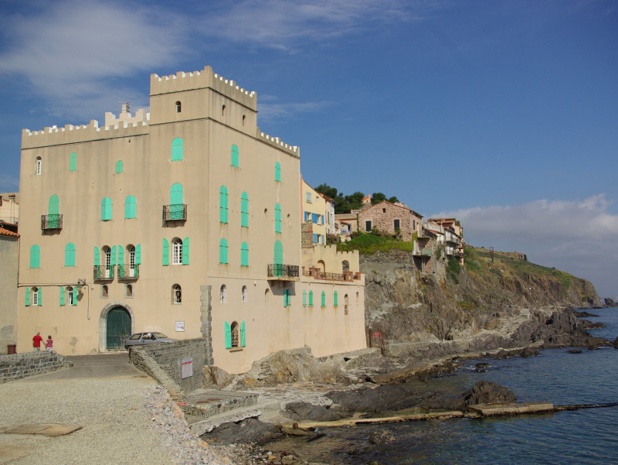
[[0, 234, 18, 354], [0, 351, 69, 383], [129, 338, 209, 396]]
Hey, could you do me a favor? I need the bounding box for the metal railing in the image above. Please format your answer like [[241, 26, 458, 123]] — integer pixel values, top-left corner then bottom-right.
[[163, 204, 187, 221], [303, 268, 362, 281], [41, 214, 63, 230], [117, 264, 139, 280], [267, 264, 300, 279], [93, 265, 114, 281]]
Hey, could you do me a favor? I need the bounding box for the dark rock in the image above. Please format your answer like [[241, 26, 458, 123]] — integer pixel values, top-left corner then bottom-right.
[[461, 381, 517, 408], [613, 337, 618, 349], [475, 362, 490, 372], [283, 402, 344, 422], [369, 430, 396, 444], [202, 418, 283, 446], [568, 349, 583, 354]]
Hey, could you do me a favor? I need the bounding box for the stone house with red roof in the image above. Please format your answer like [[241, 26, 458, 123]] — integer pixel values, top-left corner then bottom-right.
[[357, 201, 423, 241]]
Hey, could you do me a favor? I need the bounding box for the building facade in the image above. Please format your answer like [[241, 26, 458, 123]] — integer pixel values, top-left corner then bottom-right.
[[17, 66, 366, 373], [0, 227, 19, 354], [357, 201, 423, 241]]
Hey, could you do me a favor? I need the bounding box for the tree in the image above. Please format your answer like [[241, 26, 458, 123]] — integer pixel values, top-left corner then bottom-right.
[[371, 192, 387, 204], [315, 183, 338, 200], [388, 196, 400, 204], [345, 191, 365, 211]]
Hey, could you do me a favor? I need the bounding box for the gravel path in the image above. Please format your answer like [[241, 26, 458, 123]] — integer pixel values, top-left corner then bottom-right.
[[0, 365, 240, 465]]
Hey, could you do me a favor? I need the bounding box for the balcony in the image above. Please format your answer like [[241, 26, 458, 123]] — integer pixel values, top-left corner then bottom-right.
[[302, 267, 362, 282], [267, 264, 300, 281], [117, 264, 139, 280], [93, 265, 114, 281], [41, 214, 63, 230], [163, 204, 187, 222]]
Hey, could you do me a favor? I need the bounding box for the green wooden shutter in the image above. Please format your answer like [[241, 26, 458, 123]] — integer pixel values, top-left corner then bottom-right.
[[241, 192, 249, 227], [241, 242, 249, 267], [117, 246, 124, 277], [48, 194, 60, 214], [115, 160, 123, 174], [231, 144, 239, 167], [69, 152, 77, 172], [125, 195, 136, 219], [219, 238, 228, 264], [162, 239, 169, 266], [321, 291, 326, 307], [94, 246, 100, 266], [171, 137, 184, 161], [111, 246, 117, 266], [274, 240, 283, 276], [65, 243, 76, 267], [30, 245, 41, 269], [60, 287, 65, 306], [135, 244, 142, 265], [275, 162, 281, 182], [224, 322, 232, 349], [101, 197, 112, 221], [275, 203, 281, 234], [72, 288, 78, 306], [219, 186, 228, 223], [38, 288, 43, 306], [334, 291, 338, 307], [240, 321, 246, 347], [182, 237, 190, 265], [25, 288, 31, 307], [303, 290, 307, 307], [309, 290, 313, 307], [284, 289, 290, 308]]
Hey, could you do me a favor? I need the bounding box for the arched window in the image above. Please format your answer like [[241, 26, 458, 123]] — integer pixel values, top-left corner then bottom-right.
[[124, 195, 137, 219], [35, 156, 42, 175], [175, 101, 182, 113], [48, 195, 60, 215], [231, 321, 239, 347], [101, 197, 112, 221], [115, 160, 124, 174], [241, 192, 249, 227], [172, 238, 183, 265], [219, 186, 229, 223], [220, 284, 227, 304], [240, 242, 249, 267], [65, 243, 76, 267], [344, 294, 350, 315], [126, 284, 133, 297], [30, 245, 41, 269], [67, 286, 76, 305], [231, 144, 239, 167], [101, 285, 109, 297], [172, 284, 182, 304], [31, 287, 41, 306], [308, 290, 314, 307], [219, 238, 228, 264], [127, 245, 136, 277], [342, 260, 350, 272], [103, 246, 112, 278], [274, 162, 281, 182], [241, 285, 248, 303], [274, 203, 282, 234], [321, 291, 326, 308], [69, 152, 77, 172], [171, 137, 184, 161]]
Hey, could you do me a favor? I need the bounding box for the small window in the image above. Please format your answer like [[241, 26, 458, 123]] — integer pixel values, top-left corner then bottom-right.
[[334, 291, 338, 307], [306, 192, 312, 203], [124, 195, 137, 219], [30, 245, 41, 269], [365, 220, 372, 232], [101, 197, 113, 221], [308, 290, 314, 307], [220, 284, 227, 304], [222, 105, 226, 116], [171, 138, 184, 161], [231, 321, 240, 348], [383, 208, 386, 213], [275, 203, 282, 234], [69, 152, 77, 172], [67, 286, 76, 305], [35, 156, 42, 175], [32, 287, 40, 306], [394, 219, 400, 230], [115, 160, 124, 174], [172, 238, 183, 265], [101, 285, 109, 297], [242, 115, 246, 126], [321, 291, 326, 308], [240, 192, 249, 227], [172, 284, 182, 304], [220, 186, 229, 223], [240, 242, 249, 267], [231, 144, 239, 167], [219, 238, 229, 264], [241, 285, 248, 303], [274, 162, 281, 182], [126, 284, 133, 297], [175, 101, 182, 113], [342, 260, 350, 272]]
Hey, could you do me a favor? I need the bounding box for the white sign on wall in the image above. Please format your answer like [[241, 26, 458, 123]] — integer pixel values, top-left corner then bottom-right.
[[181, 358, 193, 379], [175, 321, 185, 332]]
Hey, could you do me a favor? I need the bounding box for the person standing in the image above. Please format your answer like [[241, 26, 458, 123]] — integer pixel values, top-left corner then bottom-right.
[[32, 332, 43, 351], [45, 335, 54, 351]]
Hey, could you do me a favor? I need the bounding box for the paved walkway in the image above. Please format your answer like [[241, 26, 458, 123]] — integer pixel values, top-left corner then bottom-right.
[[0, 353, 196, 465]]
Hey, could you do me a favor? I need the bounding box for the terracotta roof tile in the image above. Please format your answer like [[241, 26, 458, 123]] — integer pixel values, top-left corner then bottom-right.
[[0, 227, 19, 238]]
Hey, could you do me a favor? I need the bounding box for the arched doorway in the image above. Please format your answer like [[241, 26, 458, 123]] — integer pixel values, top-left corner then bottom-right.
[[106, 306, 131, 350]]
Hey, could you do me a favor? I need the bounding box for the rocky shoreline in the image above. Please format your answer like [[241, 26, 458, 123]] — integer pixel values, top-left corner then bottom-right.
[[190, 308, 614, 465]]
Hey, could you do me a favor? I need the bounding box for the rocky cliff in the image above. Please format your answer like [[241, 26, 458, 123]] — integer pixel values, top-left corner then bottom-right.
[[362, 246, 603, 359]]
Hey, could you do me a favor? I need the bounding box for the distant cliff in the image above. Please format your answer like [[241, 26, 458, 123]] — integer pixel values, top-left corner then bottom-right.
[[361, 246, 603, 359]]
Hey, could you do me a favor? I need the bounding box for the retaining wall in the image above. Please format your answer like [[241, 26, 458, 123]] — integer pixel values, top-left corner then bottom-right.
[[129, 338, 209, 396], [0, 351, 69, 383]]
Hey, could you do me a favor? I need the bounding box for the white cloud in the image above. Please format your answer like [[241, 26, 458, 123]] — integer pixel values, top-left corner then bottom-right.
[[434, 194, 618, 297], [200, 0, 417, 51], [0, 0, 184, 119], [258, 97, 334, 122]]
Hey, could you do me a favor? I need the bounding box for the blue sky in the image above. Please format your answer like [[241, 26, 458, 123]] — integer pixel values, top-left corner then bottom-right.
[[1, 0, 617, 296]]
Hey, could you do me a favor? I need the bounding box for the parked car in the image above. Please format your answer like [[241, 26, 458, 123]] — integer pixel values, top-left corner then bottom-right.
[[124, 332, 175, 349]]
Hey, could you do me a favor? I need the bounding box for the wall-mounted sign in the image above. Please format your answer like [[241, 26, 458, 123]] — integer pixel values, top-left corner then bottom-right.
[[181, 358, 193, 378], [175, 321, 185, 332]]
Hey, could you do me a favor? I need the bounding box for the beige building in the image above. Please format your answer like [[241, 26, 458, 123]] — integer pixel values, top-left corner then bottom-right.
[[0, 193, 19, 227], [17, 66, 366, 373], [301, 179, 329, 245], [0, 226, 19, 354]]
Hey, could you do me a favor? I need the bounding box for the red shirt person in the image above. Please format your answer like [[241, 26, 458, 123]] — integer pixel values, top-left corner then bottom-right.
[[32, 332, 44, 351]]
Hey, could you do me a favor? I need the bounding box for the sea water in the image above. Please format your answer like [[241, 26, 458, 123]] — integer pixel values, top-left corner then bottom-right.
[[351, 307, 618, 465]]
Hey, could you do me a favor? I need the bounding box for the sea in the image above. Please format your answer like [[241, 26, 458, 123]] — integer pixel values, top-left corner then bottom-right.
[[287, 307, 618, 464]]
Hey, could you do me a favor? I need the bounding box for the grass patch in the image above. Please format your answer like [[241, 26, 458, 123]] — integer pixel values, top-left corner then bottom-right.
[[337, 232, 415, 255]]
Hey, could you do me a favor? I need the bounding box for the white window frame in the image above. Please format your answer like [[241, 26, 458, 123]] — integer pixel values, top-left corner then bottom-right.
[[172, 239, 182, 265], [32, 287, 39, 306], [220, 284, 227, 304]]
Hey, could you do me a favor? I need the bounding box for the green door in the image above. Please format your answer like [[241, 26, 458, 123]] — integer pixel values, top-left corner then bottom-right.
[[106, 307, 131, 350]]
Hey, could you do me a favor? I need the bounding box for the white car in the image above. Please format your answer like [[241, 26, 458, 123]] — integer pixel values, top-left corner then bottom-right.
[[124, 332, 175, 349]]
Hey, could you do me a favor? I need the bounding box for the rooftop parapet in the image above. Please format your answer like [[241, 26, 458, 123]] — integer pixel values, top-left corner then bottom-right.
[[258, 130, 300, 157], [151, 66, 257, 110]]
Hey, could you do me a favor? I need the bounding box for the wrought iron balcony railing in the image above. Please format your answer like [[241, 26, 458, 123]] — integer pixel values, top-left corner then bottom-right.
[[93, 265, 114, 281], [267, 264, 300, 280], [163, 204, 187, 222], [41, 214, 63, 230], [117, 264, 139, 280]]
